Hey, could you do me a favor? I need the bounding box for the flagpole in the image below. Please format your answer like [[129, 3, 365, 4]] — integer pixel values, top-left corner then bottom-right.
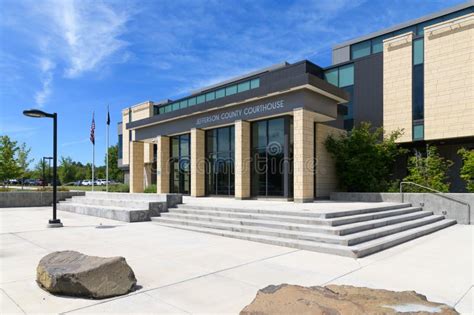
[[92, 142, 95, 192], [106, 105, 109, 192]]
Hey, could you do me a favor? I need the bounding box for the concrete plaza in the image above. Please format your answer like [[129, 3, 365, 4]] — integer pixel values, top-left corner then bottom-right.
[[1, 206, 472, 314]]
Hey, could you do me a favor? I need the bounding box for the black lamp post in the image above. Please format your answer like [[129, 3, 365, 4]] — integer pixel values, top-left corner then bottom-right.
[[23, 109, 63, 228], [42, 156, 53, 188]]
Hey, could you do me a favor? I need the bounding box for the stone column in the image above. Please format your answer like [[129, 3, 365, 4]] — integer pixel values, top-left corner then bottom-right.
[[235, 120, 251, 199], [129, 141, 145, 193], [191, 128, 206, 197], [293, 108, 315, 203], [156, 136, 170, 194]]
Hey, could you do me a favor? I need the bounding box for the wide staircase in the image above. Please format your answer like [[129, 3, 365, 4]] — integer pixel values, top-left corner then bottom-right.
[[58, 192, 181, 222], [151, 202, 456, 258]]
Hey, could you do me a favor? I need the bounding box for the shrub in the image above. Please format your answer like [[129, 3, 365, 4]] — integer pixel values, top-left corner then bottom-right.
[[325, 122, 406, 192], [38, 186, 70, 192], [108, 183, 129, 193], [458, 148, 474, 192], [403, 146, 453, 192], [144, 184, 157, 193]]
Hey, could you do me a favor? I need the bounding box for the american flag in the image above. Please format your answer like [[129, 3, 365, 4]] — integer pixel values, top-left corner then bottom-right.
[[90, 113, 95, 145]]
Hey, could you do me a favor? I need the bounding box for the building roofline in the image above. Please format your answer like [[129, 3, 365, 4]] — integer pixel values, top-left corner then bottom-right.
[[189, 62, 290, 95], [332, 1, 473, 49]]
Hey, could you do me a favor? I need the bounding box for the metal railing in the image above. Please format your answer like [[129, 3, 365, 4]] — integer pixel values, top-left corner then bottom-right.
[[400, 181, 471, 224]]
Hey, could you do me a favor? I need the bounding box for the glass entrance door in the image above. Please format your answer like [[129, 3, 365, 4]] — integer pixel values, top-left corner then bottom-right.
[[170, 134, 190, 194], [206, 126, 235, 196], [251, 117, 293, 198]]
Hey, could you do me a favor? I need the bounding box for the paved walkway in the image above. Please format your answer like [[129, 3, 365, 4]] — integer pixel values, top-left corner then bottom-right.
[[0, 206, 472, 314]]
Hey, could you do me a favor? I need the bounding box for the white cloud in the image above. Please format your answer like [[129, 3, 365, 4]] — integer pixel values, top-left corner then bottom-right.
[[34, 58, 55, 107], [48, 0, 130, 78]]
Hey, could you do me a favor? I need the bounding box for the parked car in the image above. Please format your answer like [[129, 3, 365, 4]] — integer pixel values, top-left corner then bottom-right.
[[24, 179, 37, 186], [73, 180, 82, 186], [81, 180, 92, 186], [8, 179, 19, 185]]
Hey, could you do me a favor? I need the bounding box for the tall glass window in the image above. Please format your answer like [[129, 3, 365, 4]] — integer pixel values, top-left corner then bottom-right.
[[170, 134, 190, 194], [339, 64, 354, 87], [324, 68, 338, 86], [118, 135, 123, 159], [251, 117, 293, 198], [206, 126, 235, 196], [413, 38, 424, 65]]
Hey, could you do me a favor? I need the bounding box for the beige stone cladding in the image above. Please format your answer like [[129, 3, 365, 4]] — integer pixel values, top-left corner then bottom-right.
[[156, 136, 170, 194], [383, 32, 413, 143], [131, 102, 154, 163], [122, 102, 154, 167], [129, 141, 144, 193], [191, 128, 206, 197], [293, 108, 316, 202], [424, 14, 474, 140], [235, 120, 251, 199], [315, 124, 344, 198], [121, 109, 130, 165]]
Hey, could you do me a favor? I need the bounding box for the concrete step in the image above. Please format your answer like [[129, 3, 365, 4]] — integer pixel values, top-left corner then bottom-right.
[[175, 203, 412, 219], [58, 202, 150, 222], [154, 218, 456, 258], [66, 196, 158, 209], [152, 214, 444, 246], [168, 206, 422, 226], [351, 219, 457, 257], [160, 209, 431, 235], [83, 191, 168, 201]]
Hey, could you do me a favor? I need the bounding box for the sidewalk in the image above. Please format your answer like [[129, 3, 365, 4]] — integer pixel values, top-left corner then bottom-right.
[[1, 206, 472, 314]]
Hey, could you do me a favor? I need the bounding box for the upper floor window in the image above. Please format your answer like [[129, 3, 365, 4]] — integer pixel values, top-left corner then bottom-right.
[[351, 41, 371, 59]]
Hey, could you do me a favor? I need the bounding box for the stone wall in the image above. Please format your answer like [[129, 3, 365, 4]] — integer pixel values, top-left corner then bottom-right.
[[424, 14, 474, 140], [330, 192, 473, 224], [0, 191, 85, 208], [383, 32, 413, 143], [235, 120, 251, 199], [293, 108, 316, 202], [191, 128, 206, 197], [315, 124, 344, 198]]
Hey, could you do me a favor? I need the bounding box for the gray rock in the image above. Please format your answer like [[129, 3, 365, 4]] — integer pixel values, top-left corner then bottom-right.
[[36, 251, 137, 299]]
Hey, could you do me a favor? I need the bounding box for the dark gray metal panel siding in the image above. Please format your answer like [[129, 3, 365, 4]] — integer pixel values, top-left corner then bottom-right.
[[353, 53, 383, 128]]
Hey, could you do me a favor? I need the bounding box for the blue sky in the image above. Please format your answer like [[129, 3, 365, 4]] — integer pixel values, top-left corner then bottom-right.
[[0, 0, 466, 167]]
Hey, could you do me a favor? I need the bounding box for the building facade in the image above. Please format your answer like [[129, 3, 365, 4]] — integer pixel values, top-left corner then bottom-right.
[[119, 2, 474, 198]]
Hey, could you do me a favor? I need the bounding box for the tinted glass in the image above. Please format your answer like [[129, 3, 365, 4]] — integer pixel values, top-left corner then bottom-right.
[[339, 64, 354, 87], [351, 40, 371, 59], [237, 81, 250, 92], [215, 88, 225, 99], [324, 69, 338, 86], [205, 92, 215, 101], [196, 95, 205, 104], [268, 118, 285, 146], [217, 127, 230, 152], [250, 78, 260, 89], [172, 102, 179, 111], [413, 124, 424, 140], [413, 38, 424, 65], [413, 64, 424, 120], [180, 134, 190, 156], [179, 100, 188, 109], [188, 97, 196, 106], [171, 138, 179, 157], [371, 37, 383, 53], [225, 85, 237, 96]]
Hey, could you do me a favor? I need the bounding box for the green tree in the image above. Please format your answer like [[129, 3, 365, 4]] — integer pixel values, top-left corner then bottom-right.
[[0, 135, 21, 185], [403, 146, 453, 192], [105, 144, 124, 182], [58, 156, 77, 184], [458, 148, 474, 192], [325, 122, 406, 192], [17, 142, 33, 187]]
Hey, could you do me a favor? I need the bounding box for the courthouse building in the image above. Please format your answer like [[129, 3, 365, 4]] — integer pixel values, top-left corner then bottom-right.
[[118, 2, 474, 200]]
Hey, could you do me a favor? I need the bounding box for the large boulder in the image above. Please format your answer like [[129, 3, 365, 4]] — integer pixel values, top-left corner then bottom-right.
[[241, 284, 459, 315], [37, 251, 137, 299]]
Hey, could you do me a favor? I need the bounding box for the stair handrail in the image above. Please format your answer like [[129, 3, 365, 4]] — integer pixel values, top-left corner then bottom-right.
[[399, 181, 471, 224]]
